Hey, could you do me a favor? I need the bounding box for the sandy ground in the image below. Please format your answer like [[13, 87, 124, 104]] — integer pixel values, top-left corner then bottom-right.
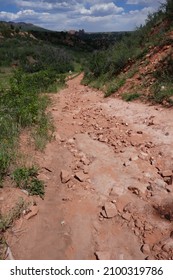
[[2, 73, 173, 260]]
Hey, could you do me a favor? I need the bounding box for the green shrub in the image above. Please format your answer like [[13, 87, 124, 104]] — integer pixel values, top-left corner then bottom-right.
[[105, 78, 126, 97], [151, 55, 173, 104], [32, 112, 54, 151], [0, 198, 28, 231], [150, 82, 173, 104], [0, 68, 56, 182], [0, 36, 75, 73], [12, 166, 45, 198], [122, 93, 141, 102]]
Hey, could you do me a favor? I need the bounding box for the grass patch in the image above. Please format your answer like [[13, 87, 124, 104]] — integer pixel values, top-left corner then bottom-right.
[[0, 197, 29, 258], [32, 112, 54, 151], [12, 166, 45, 198], [105, 77, 126, 97], [150, 82, 173, 104], [0, 68, 57, 183], [126, 66, 139, 79], [85, 74, 107, 90], [0, 235, 7, 260], [122, 93, 141, 102], [0, 67, 13, 89], [150, 57, 173, 104], [0, 197, 28, 232]]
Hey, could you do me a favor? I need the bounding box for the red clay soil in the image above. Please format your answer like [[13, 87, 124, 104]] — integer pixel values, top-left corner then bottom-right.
[[1, 74, 173, 260], [117, 37, 173, 100]]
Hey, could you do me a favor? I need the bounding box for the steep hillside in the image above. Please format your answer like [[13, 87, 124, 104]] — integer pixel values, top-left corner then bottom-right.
[[112, 29, 173, 106], [83, 0, 173, 106]]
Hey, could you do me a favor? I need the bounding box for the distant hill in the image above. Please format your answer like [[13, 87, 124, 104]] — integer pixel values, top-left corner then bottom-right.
[[9, 21, 49, 32], [0, 21, 49, 32]]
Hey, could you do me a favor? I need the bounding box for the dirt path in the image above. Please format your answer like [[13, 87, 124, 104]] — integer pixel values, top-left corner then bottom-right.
[[5, 74, 173, 260]]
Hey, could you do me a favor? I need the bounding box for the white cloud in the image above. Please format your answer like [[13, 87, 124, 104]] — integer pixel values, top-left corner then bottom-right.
[[90, 3, 124, 16], [0, 9, 49, 22], [77, 6, 154, 31], [15, 0, 74, 10], [75, 2, 124, 16], [0, 11, 17, 21], [0, 0, 167, 32], [127, 0, 166, 7]]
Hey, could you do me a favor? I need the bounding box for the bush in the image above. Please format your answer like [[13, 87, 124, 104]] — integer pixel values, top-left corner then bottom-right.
[[0, 35, 75, 74], [151, 55, 173, 104], [0, 198, 28, 232], [12, 166, 45, 198], [122, 93, 141, 102], [150, 82, 173, 104], [6, 69, 55, 127], [83, 31, 144, 86], [0, 68, 56, 182], [105, 77, 126, 97]]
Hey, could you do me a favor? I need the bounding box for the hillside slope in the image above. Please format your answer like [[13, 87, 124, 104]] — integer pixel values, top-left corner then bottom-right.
[[83, 1, 173, 106], [114, 30, 173, 105]]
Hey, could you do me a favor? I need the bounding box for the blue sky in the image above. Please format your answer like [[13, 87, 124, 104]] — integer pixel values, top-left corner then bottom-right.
[[0, 0, 166, 32]]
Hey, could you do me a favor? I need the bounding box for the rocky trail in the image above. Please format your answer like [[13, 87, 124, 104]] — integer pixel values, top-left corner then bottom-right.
[[3, 73, 173, 260]]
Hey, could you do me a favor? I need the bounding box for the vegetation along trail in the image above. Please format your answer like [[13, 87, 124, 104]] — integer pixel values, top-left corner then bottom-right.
[[3, 73, 173, 260]]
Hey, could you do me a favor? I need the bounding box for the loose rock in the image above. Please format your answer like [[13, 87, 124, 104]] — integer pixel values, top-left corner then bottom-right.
[[141, 244, 151, 255], [24, 205, 39, 220], [67, 138, 75, 145], [129, 155, 138, 161], [60, 170, 71, 183], [102, 202, 118, 218], [163, 176, 172, 185], [80, 157, 90, 165], [154, 178, 166, 189], [161, 170, 172, 177], [75, 171, 87, 182], [95, 251, 111, 260], [121, 212, 131, 221]]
